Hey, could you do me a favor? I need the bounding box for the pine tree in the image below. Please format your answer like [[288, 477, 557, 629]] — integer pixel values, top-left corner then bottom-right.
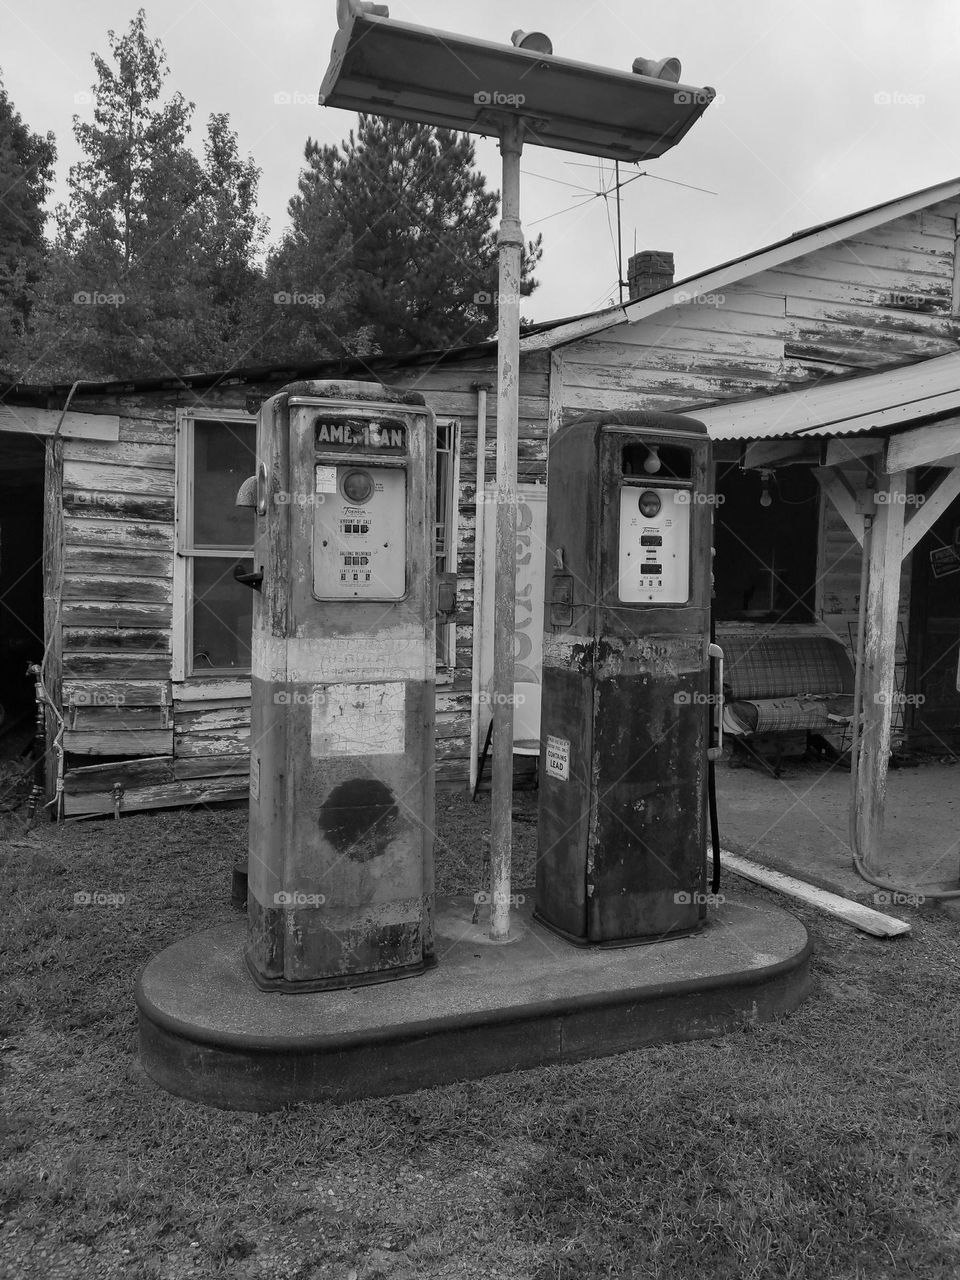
[[0, 75, 56, 375], [261, 115, 542, 360]]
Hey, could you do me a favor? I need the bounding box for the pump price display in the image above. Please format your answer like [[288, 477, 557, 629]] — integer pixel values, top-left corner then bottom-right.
[[313, 464, 407, 600], [617, 485, 691, 603]]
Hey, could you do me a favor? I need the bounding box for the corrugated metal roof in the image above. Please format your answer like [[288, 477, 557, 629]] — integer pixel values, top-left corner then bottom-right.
[[693, 350, 960, 442]]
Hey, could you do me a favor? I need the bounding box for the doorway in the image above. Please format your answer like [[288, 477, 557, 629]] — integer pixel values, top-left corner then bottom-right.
[[0, 433, 45, 738], [907, 477, 960, 750]]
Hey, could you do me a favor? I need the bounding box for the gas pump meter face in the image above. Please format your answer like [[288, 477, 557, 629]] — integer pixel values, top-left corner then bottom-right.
[[617, 484, 692, 603], [617, 439, 695, 604], [312, 414, 409, 600]]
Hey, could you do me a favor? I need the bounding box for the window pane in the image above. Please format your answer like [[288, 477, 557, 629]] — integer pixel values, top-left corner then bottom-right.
[[191, 558, 252, 672], [192, 420, 256, 549]]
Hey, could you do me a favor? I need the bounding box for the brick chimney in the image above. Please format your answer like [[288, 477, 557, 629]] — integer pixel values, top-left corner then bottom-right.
[[627, 250, 674, 301]]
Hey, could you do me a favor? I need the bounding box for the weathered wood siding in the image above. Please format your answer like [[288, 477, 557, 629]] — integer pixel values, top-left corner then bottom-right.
[[52, 356, 551, 810], [560, 200, 960, 415], [558, 199, 959, 671], [387, 352, 551, 784], [48, 198, 959, 809]]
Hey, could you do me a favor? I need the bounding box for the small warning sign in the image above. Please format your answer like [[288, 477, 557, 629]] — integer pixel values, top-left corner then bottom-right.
[[315, 465, 337, 493], [545, 735, 570, 781]]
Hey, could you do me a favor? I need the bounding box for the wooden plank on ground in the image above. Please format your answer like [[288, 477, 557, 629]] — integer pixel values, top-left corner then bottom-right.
[[718, 849, 911, 937]]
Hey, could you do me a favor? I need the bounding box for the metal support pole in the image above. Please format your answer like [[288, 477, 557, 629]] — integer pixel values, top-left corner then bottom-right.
[[469, 383, 491, 795], [490, 116, 524, 941]]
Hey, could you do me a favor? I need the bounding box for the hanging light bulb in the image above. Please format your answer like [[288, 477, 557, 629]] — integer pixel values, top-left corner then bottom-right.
[[759, 469, 773, 508], [643, 445, 661, 475]]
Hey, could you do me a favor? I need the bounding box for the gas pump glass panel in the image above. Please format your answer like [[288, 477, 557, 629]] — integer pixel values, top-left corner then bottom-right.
[[312, 413, 409, 600], [314, 464, 407, 598], [617, 485, 691, 603]]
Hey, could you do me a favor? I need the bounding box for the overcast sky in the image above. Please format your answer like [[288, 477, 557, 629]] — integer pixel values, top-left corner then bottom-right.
[[4, 0, 959, 324]]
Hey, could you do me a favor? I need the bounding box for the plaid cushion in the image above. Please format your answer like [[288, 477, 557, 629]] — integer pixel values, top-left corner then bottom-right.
[[726, 694, 855, 734], [720, 635, 854, 701]]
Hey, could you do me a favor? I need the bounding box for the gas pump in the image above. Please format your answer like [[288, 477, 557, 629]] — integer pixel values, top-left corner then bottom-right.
[[535, 410, 721, 945], [237, 381, 441, 991]]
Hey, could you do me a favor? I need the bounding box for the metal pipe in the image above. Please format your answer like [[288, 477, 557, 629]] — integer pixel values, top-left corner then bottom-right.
[[490, 115, 524, 941], [469, 383, 492, 795]]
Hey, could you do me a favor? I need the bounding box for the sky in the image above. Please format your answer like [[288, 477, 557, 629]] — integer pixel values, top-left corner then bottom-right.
[[4, 0, 960, 325]]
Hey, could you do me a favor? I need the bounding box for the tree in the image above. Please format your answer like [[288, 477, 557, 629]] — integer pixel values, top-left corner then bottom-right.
[[260, 115, 542, 360], [189, 112, 268, 368], [0, 74, 56, 375], [36, 10, 266, 380]]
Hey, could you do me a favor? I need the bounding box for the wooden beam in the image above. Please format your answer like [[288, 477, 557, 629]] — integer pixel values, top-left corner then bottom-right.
[[547, 350, 564, 438], [0, 405, 120, 441], [814, 469, 865, 546], [903, 466, 960, 556], [886, 417, 960, 472], [952, 218, 960, 315], [855, 470, 906, 874], [824, 438, 884, 467], [742, 439, 822, 469], [718, 850, 910, 937]]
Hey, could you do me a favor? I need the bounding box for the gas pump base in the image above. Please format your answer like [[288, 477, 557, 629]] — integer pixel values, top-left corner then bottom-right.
[[136, 892, 811, 1111]]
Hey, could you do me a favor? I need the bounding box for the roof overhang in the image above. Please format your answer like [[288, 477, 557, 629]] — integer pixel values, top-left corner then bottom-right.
[[694, 350, 960, 443], [319, 11, 715, 161]]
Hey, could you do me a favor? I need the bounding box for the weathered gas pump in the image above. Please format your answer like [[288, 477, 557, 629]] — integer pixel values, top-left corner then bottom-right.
[[535, 410, 721, 945], [237, 381, 440, 991]]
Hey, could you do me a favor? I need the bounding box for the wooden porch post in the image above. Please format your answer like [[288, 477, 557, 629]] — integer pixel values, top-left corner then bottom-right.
[[854, 470, 906, 872]]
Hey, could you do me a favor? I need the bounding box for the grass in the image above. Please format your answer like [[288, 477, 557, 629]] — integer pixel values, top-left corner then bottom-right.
[[1, 791, 959, 1278]]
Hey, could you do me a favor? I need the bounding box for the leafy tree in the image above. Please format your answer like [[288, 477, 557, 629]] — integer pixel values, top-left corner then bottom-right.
[[260, 115, 542, 360], [33, 10, 265, 380], [0, 75, 56, 375], [191, 112, 268, 368]]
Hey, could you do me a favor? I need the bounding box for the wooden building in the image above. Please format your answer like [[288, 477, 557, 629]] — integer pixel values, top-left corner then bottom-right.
[[2, 175, 959, 820]]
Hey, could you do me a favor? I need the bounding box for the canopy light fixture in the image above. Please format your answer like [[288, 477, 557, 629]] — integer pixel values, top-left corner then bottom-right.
[[337, 0, 389, 25], [321, 11, 715, 162], [632, 55, 682, 82], [511, 29, 554, 55]]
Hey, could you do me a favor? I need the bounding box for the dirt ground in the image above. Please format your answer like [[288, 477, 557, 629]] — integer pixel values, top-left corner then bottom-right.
[[716, 751, 960, 905], [2, 786, 960, 1279]]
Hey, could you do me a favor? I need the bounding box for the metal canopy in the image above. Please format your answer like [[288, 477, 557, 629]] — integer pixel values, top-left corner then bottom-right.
[[319, 12, 715, 161]]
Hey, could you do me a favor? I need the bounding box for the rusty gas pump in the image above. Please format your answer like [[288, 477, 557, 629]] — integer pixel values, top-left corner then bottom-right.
[[535, 410, 722, 945], [237, 380, 443, 991]]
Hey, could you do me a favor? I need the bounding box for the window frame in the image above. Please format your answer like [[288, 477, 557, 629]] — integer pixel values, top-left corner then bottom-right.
[[173, 409, 256, 684]]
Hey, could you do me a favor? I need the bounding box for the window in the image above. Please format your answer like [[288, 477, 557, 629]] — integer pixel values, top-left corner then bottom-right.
[[174, 413, 256, 680], [435, 419, 460, 674]]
